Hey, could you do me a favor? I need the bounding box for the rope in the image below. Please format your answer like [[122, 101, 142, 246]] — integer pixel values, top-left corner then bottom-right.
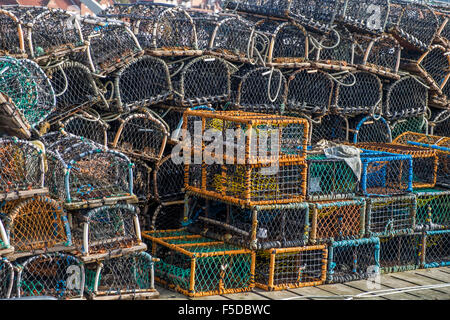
[[265, 67, 282, 103], [329, 71, 357, 87], [309, 26, 341, 51], [53, 65, 69, 97]]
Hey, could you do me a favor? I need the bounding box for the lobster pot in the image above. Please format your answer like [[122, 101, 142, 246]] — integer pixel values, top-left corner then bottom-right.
[[77, 17, 142, 76], [358, 34, 402, 79], [0, 9, 25, 57], [150, 202, 185, 231], [45, 148, 135, 210], [308, 114, 349, 145], [391, 115, 428, 140], [208, 15, 256, 63], [327, 237, 380, 284], [1, 196, 72, 260], [390, 3, 439, 52], [379, 233, 421, 274], [171, 55, 231, 107], [112, 111, 168, 162], [255, 246, 327, 291], [150, 105, 185, 140], [153, 154, 185, 203], [338, 0, 390, 34], [414, 189, 450, 231], [45, 61, 99, 120], [190, 11, 221, 51], [70, 204, 145, 263], [285, 68, 334, 115], [393, 132, 450, 189], [0, 218, 13, 256], [184, 193, 309, 250], [0, 138, 46, 200], [253, 19, 309, 68], [334, 72, 382, 115], [359, 150, 413, 197], [114, 56, 172, 111], [366, 195, 416, 238], [15, 253, 85, 300], [182, 110, 309, 163], [186, 160, 308, 207], [309, 199, 366, 244], [43, 132, 104, 158], [231, 66, 287, 114], [143, 229, 255, 297], [431, 110, 450, 137], [350, 115, 392, 143], [356, 143, 438, 189], [84, 251, 158, 300], [136, 7, 199, 56], [62, 113, 108, 147], [307, 154, 359, 201], [436, 12, 450, 46], [26, 9, 86, 62], [131, 157, 153, 204], [405, 46, 450, 95], [422, 230, 450, 268], [310, 28, 355, 71], [0, 258, 14, 299], [0, 92, 31, 139]]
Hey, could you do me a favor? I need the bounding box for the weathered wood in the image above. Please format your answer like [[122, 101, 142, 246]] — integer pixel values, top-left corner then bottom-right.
[[64, 195, 139, 211], [221, 291, 270, 300], [391, 272, 450, 299], [253, 287, 303, 300], [285, 286, 339, 300], [5, 244, 76, 262], [77, 243, 147, 263], [413, 269, 450, 284], [0, 188, 49, 202], [154, 285, 189, 300], [92, 290, 160, 300]]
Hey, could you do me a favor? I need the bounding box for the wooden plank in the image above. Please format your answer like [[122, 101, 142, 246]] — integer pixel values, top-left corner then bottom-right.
[[224, 291, 270, 300], [190, 295, 230, 301], [437, 267, 450, 275], [249, 287, 303, 300], [284, 286, 340, 300], [414, 269, 450, 284], [154, 285, 189, 300], [316, 283, 385, 300], [342, 280, 404, 300], [391, 272, 450, 299]]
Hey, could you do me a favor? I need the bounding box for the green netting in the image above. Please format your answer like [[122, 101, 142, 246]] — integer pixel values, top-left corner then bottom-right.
[[391, 116, 428, 140], [187, 244, 248, 254], [414, 189, 450, 228]]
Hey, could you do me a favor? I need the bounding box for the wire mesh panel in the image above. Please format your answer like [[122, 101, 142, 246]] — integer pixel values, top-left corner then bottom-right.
[[170, 55, 231, 107], [334, 71, 383, 115], [390, 115, 428, 140], [306, 154, 359, 201], [15, 253, 85, 300], [0, 9, 25, 57], [285, 68, 334, 115], [0, 258, 14, 299], [383, 76, 428, 121], [436, 11, 450, 46], [414, 188, 450, 231], [255, 246, 327, 291], [84, 251, 158, 300], [150, 202, 185, 231], [131, 157, 153, 204], [27, 8, 86, 62], [62, 112, 108, 147], [422, 230, 450, 268], [339, 0, 390, 34], [308, 113, 349, 145], [366, 195, 416, 237], [0, 137, 46, 200], [390, 3, 440, 51], [185, 193, 309, 250], [111, 111, 168, 163], [114, 55, 172, 112], [70, 204, 145, 263], [327, 237, 380, 283], [0, 92, 31, 139], [77, 16, 143, 76], [430, 110, 449, 137], [309, 199, 366, 244], [143, 229, 255, 297], [231, 66, 286, 114], [253, 19, 309, 68], [154, 154, 185, 204], [379, 233, 421, 273], [350, 115, 392, 143], [1, 196, 72, 260], [359, 150, 413, 197]]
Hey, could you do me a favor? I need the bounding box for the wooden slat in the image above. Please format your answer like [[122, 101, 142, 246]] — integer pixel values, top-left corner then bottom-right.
[[316, 283, 384, 300], [249, 287, 303, 300], [413, 269, 450, 284], [360, 275, 431, 300], [391, 271, 450, 299], [154, 285, 189, 300], [285, 286, 340, 300], [223, 291, 270, 300]]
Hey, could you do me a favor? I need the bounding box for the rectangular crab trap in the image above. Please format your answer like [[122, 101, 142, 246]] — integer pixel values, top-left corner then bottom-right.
[[309, 199, 366, 244], [169, 55, 231, 107], [414, 188, 450, 231], [0, 258, 14, 299], [186, 159, 308, 207], [393, 132, 450, 189], [0, 137, 47, 201], [69, 204, 146, 263], [306, 153, 359, 201], [0, 196, 73, 261], [255, 245, 328, 291], [84, 251, 159, 300], [365, 195, 416, 238], [0, 8, 26, 58], [184, 192, 309, 250], [379, 233, 421, 274], [355, 142, 438, 189], [327, 237, 380, 284], [421, 229, 450, 268], [142, 229, 255, 297], [181, 109, 310, 163], [15, 253, 85, 300], [359, 149, 413, 197], [44, 138, 137, 210]]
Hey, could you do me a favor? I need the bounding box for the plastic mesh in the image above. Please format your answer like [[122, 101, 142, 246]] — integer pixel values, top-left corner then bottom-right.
[[414, 189, 450, 231], [423, 230, 450, 268], [0, 258, 14, 299], [379, 234, 421, 273], [350, 115, 392, 143], [150, 203, 184, 231], [308, 114, 349, 145], [154, 154, 185, 203]]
